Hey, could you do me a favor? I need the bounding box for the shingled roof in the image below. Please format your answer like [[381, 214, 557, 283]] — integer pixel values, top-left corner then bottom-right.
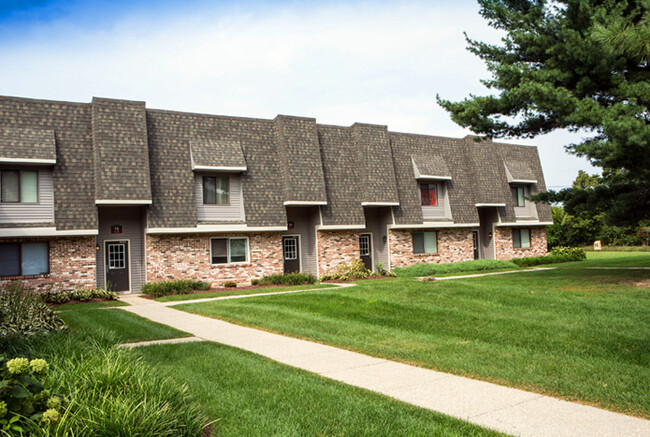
[[0, 95, 552, 231]]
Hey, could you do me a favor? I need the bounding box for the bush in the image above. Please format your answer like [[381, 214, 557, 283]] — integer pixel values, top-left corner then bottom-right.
[[141, 279, 210, 298], [257, 273, 318, 286], [320, 260, 371, 281], [0, 283, 66, 342], [12, 332, 209, 437], [250, 279, 260, 286], [511, 251, 586, 267], [40, 289, 118, 305], [374, 263, 396, 277], [0, 355, 64, 434], [393, 259, 518, 277], [223, 281, 237, 288], [549, 246, 587, 260]]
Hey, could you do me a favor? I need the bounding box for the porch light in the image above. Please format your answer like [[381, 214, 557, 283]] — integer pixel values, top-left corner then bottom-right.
[[488, 232, 493, 238]]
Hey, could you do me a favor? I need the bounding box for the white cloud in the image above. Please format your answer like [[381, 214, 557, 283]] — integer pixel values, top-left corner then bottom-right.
[[0, 0, 594, 187]]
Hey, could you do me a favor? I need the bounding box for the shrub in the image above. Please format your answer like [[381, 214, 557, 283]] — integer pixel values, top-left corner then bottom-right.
[[257, 273, 318, 286], [40, 289, 118, 305], [549, 246, 587, 260], [0, 355, 63, 434], [320, 260, 372, 281], [374, 263, 396, 277], [393, 259, 518, 277], [223, 281, 237, 288], [250, 279, 260, 286], [13, 332, 209, 437], [511, 251, 586, 267], [141, 279, 210, 298], [0, 283, 66, 342]]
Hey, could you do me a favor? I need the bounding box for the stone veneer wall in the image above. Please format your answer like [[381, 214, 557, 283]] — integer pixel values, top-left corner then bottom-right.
[[389, 228, 474, 268], [495, 227, 548, 260], [0, 236, 96, 292], [146, 232, 283, 287], [317, 230, 360, 276]]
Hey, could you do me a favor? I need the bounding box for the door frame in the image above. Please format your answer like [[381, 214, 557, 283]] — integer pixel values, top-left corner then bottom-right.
[[282, 234, 302, 273], [103, 239, 132, 292], [359, 232, 374, 272]]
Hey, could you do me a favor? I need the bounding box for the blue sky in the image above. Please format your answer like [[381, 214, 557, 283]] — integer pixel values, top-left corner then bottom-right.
[[0, 0, 594, 188]]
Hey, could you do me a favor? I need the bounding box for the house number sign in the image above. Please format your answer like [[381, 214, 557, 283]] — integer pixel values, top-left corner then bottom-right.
[[111, 225, 123, 234]]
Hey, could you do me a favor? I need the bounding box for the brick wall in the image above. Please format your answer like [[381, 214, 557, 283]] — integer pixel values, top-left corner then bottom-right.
[[146, 232, 283, 287], [389, 228, 474, 268], [0, 236, 96, 292], [495, 226, 548, 260], [317, 230, 360, 276]]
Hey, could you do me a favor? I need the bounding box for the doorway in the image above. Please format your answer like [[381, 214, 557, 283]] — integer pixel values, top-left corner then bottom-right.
[[359, 233, 373, 271], [472, 231, 479, 260], [105, 240, 130, 292], [282, 236, 301, 273]]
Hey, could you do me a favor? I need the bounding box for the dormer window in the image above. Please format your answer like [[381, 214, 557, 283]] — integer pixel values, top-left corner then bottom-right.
[[1, 169, 38, 203], [511, 186, 525, 207], [203, 176, 229, 205], [420, 183, 438, 206]]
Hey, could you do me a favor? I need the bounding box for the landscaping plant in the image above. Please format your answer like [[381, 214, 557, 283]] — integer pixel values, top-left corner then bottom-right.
[[256, 273, 317, 286], [40, 289, 118, 305], [320, 260, 371, 281], [511, 248, 586, 268], [141, 279, 210, 298], [393, 259, 517, 277]]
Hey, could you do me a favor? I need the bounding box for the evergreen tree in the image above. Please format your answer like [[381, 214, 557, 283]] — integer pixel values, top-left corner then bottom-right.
[[438, 0, 650, 225]]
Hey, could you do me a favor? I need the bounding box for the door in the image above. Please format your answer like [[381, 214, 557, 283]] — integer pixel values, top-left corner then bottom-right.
[[282, 236, 300, 273], [105, 241, 129, 292], [472, 231, 479, 260], [359, 234, 372, 271]]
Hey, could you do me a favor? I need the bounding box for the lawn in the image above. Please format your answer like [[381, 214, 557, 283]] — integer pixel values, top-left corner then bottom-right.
[[53, 299, 129, 311], [59, 307, 191, 343], [176, 252, 650, 418], [155, 283, 337, 302], [135, 341, 505, 436]]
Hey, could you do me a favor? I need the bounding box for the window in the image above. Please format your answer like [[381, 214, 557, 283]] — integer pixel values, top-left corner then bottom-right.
[[0, 170, 38, 203], [210, 237, 248, 264], [283, 237, 297, 260], [420, 183, 437, 206], [512, 186, 525, 207], [513, 229, 531, 249], [0, 242, 49, 277], [107, 243, 126, 269], [203, 176, 229, 205], [359, 235, 370, 256], [412, 231, 437, 254]]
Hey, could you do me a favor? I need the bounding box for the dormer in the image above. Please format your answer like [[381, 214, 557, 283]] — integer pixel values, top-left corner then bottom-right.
[[504, 161, 538, 220], [411, 155, 453, 221]]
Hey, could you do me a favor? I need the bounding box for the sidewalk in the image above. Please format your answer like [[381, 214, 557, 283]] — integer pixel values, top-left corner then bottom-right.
[[120, 295, 649, 437]]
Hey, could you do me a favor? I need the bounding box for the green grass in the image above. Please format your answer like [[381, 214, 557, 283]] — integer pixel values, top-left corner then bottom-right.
[[135, 341, 505, 437], [393, 259, 519, 277], [59, 308, 191, 344], [155, 283, 337, 302], [177, 252, 650, 418], [53, 300, 129, 312]]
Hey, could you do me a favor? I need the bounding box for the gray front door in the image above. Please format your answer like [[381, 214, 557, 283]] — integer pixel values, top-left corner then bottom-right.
[[105, 241, 129, 291], [283, 236, 300, 273], [359, 234, 372, 271]]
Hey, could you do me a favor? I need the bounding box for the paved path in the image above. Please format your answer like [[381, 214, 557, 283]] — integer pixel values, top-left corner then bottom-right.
[[119, 295, 649, 437], [585, 267, 650, 270], [116, 336, 204, 349]]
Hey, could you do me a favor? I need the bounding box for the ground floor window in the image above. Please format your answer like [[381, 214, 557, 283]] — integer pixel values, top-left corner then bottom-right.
[[412, 231, 437, 254], [513, 228, 531, 249], [210, 237, 249, 264], [0, 241, 49, 276]]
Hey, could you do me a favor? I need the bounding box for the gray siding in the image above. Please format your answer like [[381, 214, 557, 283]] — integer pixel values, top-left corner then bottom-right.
[[97, 207, 145, 292], [283, 207, 318, 274], [363, 207, 391, 271], [0, 168, 54, 224], [513, 186, 539, 220], [421, 182, 450, 221], [195, 174, 244, 222]]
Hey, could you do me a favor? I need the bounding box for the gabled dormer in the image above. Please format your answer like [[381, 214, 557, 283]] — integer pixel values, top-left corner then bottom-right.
[[411, 155, 453, 221]]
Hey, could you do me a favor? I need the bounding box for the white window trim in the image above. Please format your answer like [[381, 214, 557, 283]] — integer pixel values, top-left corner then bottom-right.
[[210, 236, 250, 265]]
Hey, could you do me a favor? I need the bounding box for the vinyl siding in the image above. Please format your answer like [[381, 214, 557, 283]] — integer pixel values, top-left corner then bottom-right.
[[283, 206, 318, 274], [421, 182, 450, 221], [362, 207, 391, 271], [96, 207, 145, 292], [0, 168, 54, 224], [195, 174, 244, 222]]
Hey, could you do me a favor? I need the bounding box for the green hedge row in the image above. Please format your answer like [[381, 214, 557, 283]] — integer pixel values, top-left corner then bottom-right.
[[253, 272, 317, 286], [141, 279, 210, 298], [393, 259, 518, 277]]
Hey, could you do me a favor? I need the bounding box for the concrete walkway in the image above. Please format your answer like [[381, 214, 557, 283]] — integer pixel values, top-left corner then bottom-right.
[[119, 295, 649, 437]]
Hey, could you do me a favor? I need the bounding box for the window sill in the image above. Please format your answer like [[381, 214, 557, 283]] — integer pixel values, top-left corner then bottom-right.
[[0, 273, 50, 280], [210, 262, 251, 268], [513, 247, 532, 251], [413, 252, 439, 256]]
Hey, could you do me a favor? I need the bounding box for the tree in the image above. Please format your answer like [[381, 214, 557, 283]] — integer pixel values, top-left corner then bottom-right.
[[437, 0, 650, 225]]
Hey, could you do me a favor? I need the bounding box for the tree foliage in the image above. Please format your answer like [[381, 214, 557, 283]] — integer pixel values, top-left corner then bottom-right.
[[438, 0, 650, 225]]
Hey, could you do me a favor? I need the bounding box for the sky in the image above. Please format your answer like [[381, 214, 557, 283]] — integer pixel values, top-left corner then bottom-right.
[[0, 0, 596, 189]]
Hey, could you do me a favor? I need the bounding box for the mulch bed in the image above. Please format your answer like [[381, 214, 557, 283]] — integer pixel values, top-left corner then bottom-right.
[[139, 283, 321, 299], [320, 275, 394, 284]]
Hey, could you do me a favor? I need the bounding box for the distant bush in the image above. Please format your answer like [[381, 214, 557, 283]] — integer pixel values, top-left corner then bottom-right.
[[549, 246, 587, 260], [374, 263, 397, 277], [511, 251, 585, 268], [223, 281, 237, 288], [141, 279, 210, 298], [393, 259, 517, 277], [320, 260, 371, 281], [40, 288, 118, 305], [258, 273, 317, 286], [0, 283, 66, 342]]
